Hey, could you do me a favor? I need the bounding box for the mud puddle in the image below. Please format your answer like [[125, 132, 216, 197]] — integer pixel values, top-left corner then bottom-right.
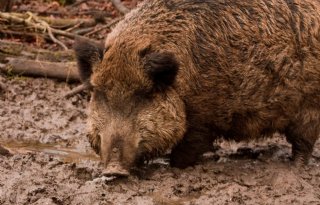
[[1, 140, 100, 163]]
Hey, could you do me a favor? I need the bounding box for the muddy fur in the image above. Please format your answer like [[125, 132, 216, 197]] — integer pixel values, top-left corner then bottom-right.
[[75, 0, 320, 171]]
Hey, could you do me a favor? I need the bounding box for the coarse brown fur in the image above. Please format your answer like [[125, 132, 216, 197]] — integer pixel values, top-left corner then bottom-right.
[[75, 0, 320, 172]]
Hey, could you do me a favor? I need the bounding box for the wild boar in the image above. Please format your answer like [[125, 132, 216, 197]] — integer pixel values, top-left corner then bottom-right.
[[74, 0, 320, 176]]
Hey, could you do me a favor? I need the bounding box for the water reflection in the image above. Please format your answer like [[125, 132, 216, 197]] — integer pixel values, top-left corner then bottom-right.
[[0, 140, 100, 162]]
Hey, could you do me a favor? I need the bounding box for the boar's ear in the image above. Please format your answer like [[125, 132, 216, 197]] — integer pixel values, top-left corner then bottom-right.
[[74, 38, 104, 82], [144, 52, 179, 90]]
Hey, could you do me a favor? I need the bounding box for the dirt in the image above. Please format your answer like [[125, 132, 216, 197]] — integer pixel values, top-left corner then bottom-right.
[[0, 75, 320, 205]]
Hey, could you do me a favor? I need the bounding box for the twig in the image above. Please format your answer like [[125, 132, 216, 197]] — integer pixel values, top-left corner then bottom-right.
[[8, 12, 97, 29], [0, 12, 99, 44], [110, 0, 130, 15], [0, 145, 11, 156], [74, 27, 95, 35], [26, 12, 68, 50], [65, 22, 82, 32], [64, 81, 91, 98], [85, 17, 122, 36]]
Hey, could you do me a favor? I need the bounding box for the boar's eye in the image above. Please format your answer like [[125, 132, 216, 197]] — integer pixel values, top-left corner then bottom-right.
[[144, 52, 179, 90]]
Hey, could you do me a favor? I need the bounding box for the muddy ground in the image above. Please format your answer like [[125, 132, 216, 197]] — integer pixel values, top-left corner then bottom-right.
[[0, 74, 320, 205]]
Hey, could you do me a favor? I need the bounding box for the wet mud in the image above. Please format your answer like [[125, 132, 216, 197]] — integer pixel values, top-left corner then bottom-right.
[[1, 75, 320, 205]]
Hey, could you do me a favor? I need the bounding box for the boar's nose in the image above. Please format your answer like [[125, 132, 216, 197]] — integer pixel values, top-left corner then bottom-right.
[[102, 148, 130, 177], [102, 162, 130, 177]]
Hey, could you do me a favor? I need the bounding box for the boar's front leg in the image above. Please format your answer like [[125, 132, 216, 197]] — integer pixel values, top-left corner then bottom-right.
[[170, 127, 213, 168], [285, 109, 320, 166]]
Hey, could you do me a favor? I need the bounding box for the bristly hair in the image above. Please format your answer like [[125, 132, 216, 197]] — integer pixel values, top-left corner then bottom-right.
[[74, 39, 104, 82], [144, 52, 179, 91]]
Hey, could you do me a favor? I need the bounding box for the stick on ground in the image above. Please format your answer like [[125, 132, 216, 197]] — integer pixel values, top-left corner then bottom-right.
[[0, 145, 11, 156], [64, 81, 91, 98], [110, 0, 130, 15], [85, 17, 121, 36]]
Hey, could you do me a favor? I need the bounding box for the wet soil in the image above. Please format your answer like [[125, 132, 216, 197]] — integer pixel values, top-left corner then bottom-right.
[[1, 75, 320, 205]]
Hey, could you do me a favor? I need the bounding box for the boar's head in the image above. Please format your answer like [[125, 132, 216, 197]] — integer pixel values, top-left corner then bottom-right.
[[74, 38, 186, 176]]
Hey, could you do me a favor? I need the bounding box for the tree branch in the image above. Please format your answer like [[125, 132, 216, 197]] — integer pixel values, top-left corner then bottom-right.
[[64, 81, 91, 98], [85, 17, 121, 36], [110, 0, 130, 15], [0, 12, 99, 45], [26, 12, 68, 50]]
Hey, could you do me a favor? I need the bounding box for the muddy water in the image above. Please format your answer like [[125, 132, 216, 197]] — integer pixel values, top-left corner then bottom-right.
[[1, 140, 100, 163], [1, 76, 320, 205]]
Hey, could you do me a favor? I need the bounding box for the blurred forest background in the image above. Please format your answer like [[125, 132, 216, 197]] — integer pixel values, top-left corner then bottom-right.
[[0, 0, 141, 84]]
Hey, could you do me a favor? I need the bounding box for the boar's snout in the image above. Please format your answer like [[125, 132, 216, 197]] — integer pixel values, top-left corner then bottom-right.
[[103, 147, 130, 177], [103, 162, 130, 177], [100, 132, 137, 177]]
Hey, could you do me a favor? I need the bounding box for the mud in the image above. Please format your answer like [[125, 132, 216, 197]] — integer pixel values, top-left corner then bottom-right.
[[1, 74, 320, 205]]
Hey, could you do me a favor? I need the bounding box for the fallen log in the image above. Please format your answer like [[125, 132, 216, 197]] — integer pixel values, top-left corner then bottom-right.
[[0, 58, 79, 82], [0, 40, 75, 62], [0, 29, 46, 42]]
